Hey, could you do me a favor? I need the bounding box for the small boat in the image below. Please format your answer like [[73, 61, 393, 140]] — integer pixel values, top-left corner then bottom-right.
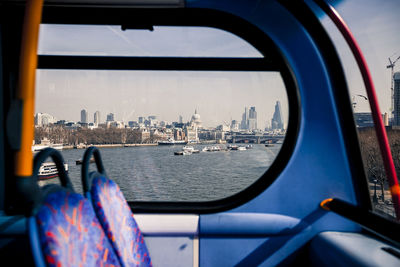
[[76, 158, 95, 165], [237, 146, 246, 151], [227, 145, 238, 150], [174, 151, 192, 156], [32, 137, 63, 151], [159, 138, 187, 145], [245, 145, 253, 149], [183, 146, 200, 153], [202, 146, 221, 152], [38, 162, 68, 180]]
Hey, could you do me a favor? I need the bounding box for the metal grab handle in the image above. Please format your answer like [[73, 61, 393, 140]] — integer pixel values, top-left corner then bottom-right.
[[14, 0, 44, 177], [81, 146, 106, 194], [320, 198, 400, 246], [33, 148, 73, 190]]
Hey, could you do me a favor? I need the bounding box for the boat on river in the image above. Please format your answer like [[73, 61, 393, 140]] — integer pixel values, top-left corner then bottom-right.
[[174, 150, 192, 156], [183, 146, 200, 153], [32, 138, 63, 151], [38, 162, 69, 180], [158, 138, 187, 145]]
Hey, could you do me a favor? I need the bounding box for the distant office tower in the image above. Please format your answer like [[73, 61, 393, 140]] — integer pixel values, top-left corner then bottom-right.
[[248, 106, 257, 130], [138, 116, 145, 124], [148, 116, 158, 127], [106, 113, 115, 122], [231, 120, 240, 131], [241, 107, 257, 130], [271, 101, 284, 130], [94, 111, 100, 125], [81, 109, 88, 123], [179, 115, 183, 124], [241, 107, 249, 130], [394, 72, 400, 126]]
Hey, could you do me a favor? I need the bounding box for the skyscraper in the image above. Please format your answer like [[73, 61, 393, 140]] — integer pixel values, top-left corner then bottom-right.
[[94, 111, 100, 125], [241, 107, 257, 130], [271, 101, 284, 130], [106, 113, 115, 122], [241, 107, 249, 130], [393, 72, 400, 126], [80, 109, 88, 123], [248, 106, 257, 130]]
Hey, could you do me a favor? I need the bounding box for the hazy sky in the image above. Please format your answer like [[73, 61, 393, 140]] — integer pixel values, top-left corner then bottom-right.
[[35, 0, 400, 126]]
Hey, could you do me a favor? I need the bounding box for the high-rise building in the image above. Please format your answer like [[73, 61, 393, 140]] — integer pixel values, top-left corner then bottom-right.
[[138, 116, 145, 124], [393, 72, 400, 126], [241, 107, 249, 130], [248, 106, 257, 130], [179, 115, 183, 124], [106, 113, 115, 122], [271, 101, 284, 130], [80, 109, 88, 123], [94, 111, 100, 125], [241, 107, 257, 130], [231, 120, 240, 131]]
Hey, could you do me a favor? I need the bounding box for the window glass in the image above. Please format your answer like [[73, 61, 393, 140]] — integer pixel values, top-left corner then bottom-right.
[[35, 70, 288, 201], [35, 25, 288, 202], [38, 25, 262, 58], [318, 0, 400, 219]]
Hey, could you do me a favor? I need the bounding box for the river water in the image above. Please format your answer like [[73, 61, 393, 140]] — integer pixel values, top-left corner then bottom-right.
[[48, 144, 281, 202]]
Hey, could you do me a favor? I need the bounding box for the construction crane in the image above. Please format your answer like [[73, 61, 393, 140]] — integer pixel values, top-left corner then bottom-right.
[[352, 94, 368, 109], [387, 55, 400, 117]]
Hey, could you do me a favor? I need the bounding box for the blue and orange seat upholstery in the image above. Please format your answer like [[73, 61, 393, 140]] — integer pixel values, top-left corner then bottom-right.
[[82, 147, 152, 267], [28, 148, 120, 267]]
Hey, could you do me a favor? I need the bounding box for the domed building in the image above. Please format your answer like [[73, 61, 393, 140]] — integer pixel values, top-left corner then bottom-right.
[[190, 109, 202, 128], [186, 109, 202, 143]]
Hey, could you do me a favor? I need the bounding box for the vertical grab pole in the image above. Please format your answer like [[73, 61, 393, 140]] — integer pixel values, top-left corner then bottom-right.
[[14, 0, 44, 177], [314, 0, 400, 220]]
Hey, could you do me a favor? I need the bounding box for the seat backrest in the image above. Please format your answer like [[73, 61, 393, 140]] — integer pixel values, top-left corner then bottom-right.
[[32, 188, 121, 267], [28, 148, 120, 267], [82, 147, 152, 267]]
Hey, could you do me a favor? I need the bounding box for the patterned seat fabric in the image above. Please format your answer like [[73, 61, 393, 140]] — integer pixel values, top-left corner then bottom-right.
[[91, 176, 152, 267], [36, 190, 120, 267]]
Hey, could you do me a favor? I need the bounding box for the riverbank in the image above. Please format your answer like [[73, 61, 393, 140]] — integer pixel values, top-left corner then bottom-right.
[[63, 143, 158, 150]]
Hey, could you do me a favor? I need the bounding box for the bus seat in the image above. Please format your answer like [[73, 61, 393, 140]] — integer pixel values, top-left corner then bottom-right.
[[28, 148, 120, 267], [81, 146, 152, 267]]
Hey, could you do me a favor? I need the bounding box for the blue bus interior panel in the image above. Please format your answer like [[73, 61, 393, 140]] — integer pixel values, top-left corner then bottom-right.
[[187, 0, 361, 266]]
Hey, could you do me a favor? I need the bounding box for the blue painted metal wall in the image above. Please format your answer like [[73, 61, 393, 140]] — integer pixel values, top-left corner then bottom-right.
[[186, 0, 360, 265]]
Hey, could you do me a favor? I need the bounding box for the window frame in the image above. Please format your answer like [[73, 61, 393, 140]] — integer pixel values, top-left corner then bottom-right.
[[37, 6, 300, 214]]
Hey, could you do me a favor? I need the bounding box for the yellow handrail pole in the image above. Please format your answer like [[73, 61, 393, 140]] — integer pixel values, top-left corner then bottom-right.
[[14, 0, 44, 177]]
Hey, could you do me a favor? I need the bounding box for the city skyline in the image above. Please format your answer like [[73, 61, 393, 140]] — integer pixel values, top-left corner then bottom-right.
[[35, 104, 284, 131], [35, 70, 288, 128]]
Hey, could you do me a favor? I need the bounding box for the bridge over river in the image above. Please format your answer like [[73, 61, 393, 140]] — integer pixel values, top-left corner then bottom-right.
[[226, 133, 285, 144]]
